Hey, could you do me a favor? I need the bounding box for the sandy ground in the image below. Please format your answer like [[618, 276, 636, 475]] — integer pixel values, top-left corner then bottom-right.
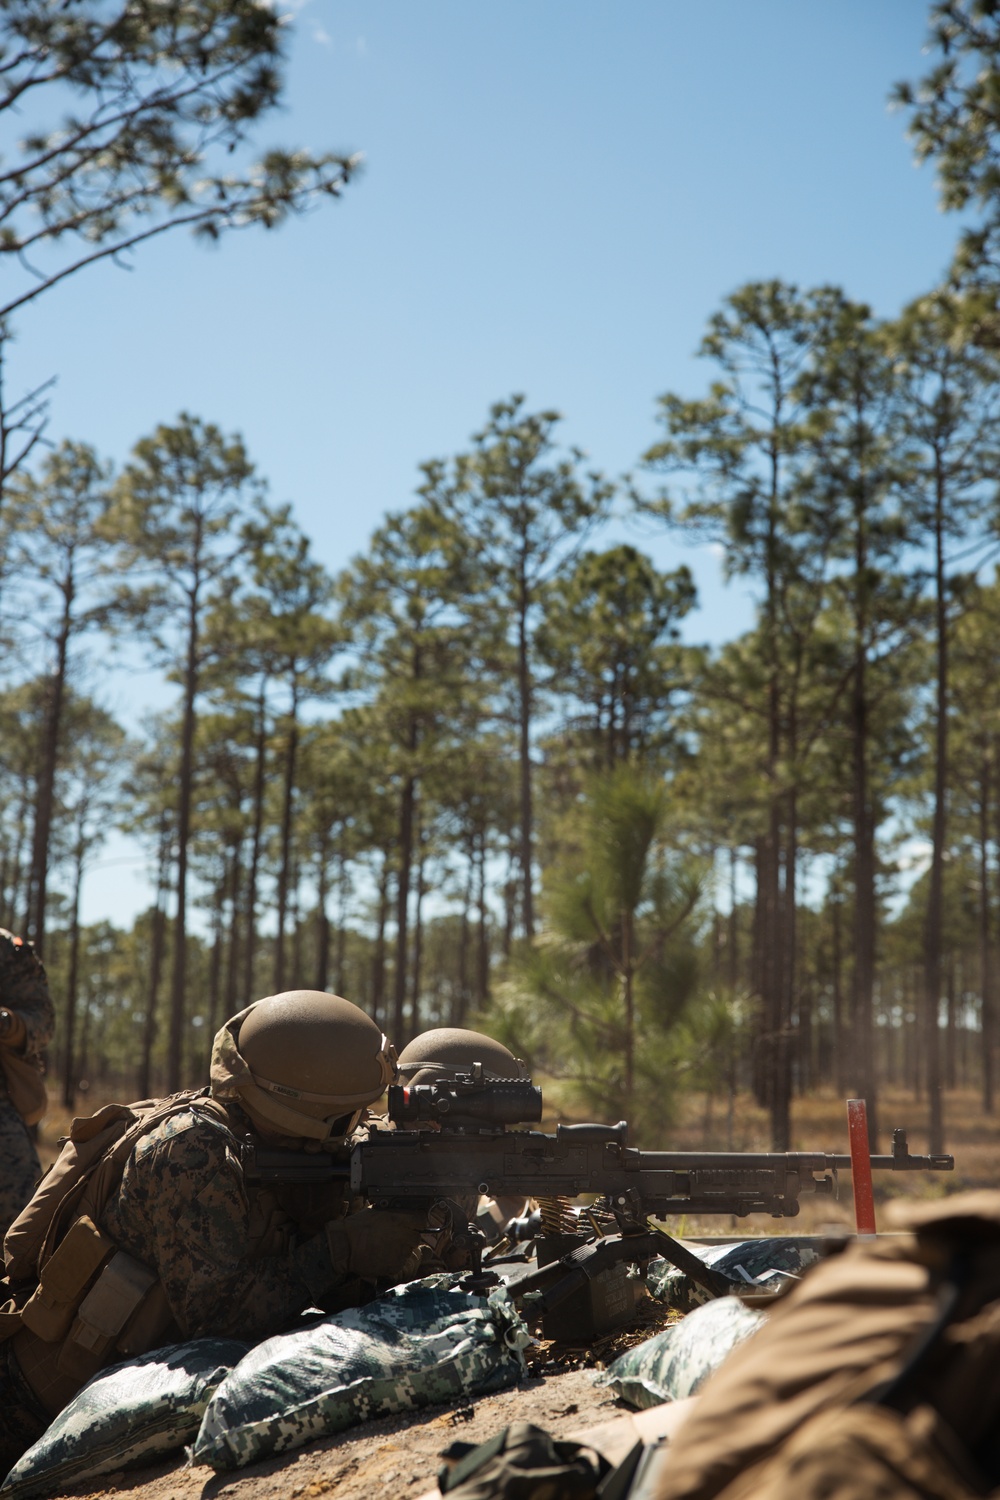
[[49, 1368, 643, 1500]]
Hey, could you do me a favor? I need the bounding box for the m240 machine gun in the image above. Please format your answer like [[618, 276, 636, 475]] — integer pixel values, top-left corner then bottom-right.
[[242, 1071, 954, 1339]]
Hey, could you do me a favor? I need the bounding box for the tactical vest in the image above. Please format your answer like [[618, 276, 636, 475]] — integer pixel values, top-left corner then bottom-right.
[[0, 1089, 232, 1414]]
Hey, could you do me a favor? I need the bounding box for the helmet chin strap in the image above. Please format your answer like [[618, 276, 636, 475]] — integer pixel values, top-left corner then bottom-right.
[[238, 1094, 365, 1145], [237, 1089, 334, 1142]]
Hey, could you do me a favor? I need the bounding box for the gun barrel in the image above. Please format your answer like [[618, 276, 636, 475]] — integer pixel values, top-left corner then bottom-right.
[[866, 1153, 954, 1171], [636, 1149, 953, 1174]]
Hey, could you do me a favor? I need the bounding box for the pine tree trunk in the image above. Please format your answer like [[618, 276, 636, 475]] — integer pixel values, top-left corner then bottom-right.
[[727, 848, 739, 990], [60, 830, 85, 1108], [206, 870, 225, 1049], [454, 848, 474, 1026], [168, 577, 201, 1092], [273, 687, 300, 993], [762, 796, 786, 1146], [781, 783, 797, 1108], [222, 847, 242, 1040], [393, 768, 416, 1044], [315, 835, 331, 993], [371, 855, 389, 1025], [622, 907, 635, 1123], [832, 881, 846, 1095], [335, 875, 347, 996], [761, 418, 788, 1150], [984, 748, 996, 1113], [516, 555, 535, 939], [26, 579, 73, 955], [409, 828, 426, 1037], [243, 679, 268, 1000], [477, 832, 490, 1005], [138, 822, 171, 1099], [12, 789, 31, 933], [750, 838, 768, 1108], [290, 852, 303, 988], [851, 498, 879, 1149], [946, 955, 957, 1092], [923, 481, 947, 1155]]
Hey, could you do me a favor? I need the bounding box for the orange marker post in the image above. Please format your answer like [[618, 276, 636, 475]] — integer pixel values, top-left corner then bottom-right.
[[846, 1098, 877, 1236]]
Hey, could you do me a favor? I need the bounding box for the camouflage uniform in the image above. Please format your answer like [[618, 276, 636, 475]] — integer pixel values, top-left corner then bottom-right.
[[0, 930, 55, 1239], [99, 1099, 356, 1345], [0, 1098, 377, 1477]]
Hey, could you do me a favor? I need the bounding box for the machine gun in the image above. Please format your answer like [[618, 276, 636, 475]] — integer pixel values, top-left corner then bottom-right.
[[242, 1071, 954, 1338]]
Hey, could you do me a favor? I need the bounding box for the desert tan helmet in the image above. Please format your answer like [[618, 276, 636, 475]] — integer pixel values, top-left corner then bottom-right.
[[396, 1027, 528, 1087], [210, 990, 397, 1142]]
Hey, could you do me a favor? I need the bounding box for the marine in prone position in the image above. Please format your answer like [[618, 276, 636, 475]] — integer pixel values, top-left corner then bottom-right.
[[0, 990, 429, 1477]]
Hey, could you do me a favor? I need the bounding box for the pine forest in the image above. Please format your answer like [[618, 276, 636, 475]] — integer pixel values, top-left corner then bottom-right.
[[3, 1, 1000, 1157]]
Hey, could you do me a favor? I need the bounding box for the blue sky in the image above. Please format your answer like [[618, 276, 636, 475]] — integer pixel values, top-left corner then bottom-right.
[[9, 1, 966, 923]]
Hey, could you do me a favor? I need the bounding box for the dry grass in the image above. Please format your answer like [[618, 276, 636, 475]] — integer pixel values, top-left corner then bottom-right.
[[655, 1083, 1000, 1237]]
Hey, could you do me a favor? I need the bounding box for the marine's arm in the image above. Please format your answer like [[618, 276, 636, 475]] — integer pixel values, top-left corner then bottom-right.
[[102, 1113, 421, 1344], [0, 932, 55, 1054]]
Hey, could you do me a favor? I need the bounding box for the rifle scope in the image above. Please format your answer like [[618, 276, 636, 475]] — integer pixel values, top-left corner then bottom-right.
[[387, 1076, 543, 1129]]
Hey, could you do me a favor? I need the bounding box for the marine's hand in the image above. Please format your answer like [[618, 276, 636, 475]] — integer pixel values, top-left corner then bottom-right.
[[326, 1209, 427, 1283], [424, 1198, 481, 1272]]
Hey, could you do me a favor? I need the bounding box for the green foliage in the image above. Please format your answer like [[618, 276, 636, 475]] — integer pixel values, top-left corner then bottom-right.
[[0, 0, 358, 321], [893, 2, 1000, 283], [538, 543, 697, 771], [488, 766, 707, 1140]]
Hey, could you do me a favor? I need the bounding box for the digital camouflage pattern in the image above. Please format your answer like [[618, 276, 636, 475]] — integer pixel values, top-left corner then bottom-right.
[[191, 1275, 531, 1471], [0, 931, 54, 1238], [1, 1338, 248, 1500], [597, 1296, 765, 1410], [99, 1102, 351, 1344], [647, 1237, 821, 1313]]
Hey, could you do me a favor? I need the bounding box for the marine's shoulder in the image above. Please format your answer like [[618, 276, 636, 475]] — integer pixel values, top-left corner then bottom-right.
[[133, 1097, 240, 1166], [0, 928, 47, 977], [0, 930, 50, 990]]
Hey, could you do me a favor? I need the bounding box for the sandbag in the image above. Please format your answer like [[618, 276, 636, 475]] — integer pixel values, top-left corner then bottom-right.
[[647, 1238, 820, 1313], [191, 1275, 531, 1471], [0, 1338, 247, 1500], [596, 1297, 765, 1410]]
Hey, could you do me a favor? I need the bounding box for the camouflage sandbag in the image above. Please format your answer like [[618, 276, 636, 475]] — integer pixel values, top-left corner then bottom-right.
[[648, 1238, 821, 1313], [0, 1338, 247, 1500], [596, 1296, 765, 1410], [191, 1275, 530, 1471]]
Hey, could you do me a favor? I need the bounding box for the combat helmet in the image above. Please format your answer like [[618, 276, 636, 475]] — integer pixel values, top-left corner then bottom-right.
[[211, 990, 397, 1142], [396, 1027, 528, 1087]]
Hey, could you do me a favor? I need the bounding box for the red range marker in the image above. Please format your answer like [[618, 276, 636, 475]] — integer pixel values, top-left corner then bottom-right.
[[846, 1098, 877, 1236]]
